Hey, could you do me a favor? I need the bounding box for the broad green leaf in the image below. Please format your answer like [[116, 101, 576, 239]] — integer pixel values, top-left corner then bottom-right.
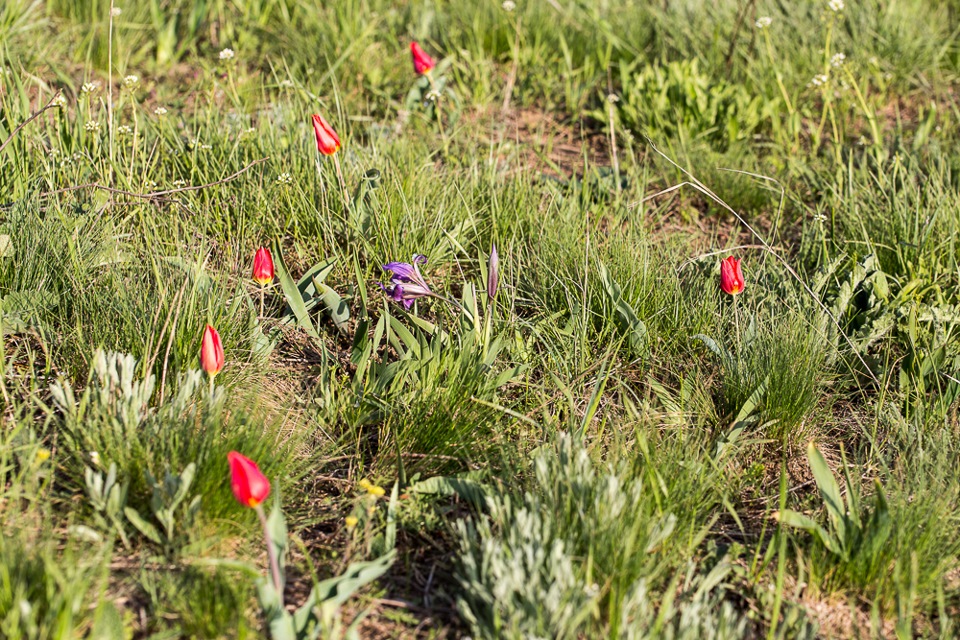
[[408, 474, 490, 507], [272, 239, 321, 340], [123, 508, 162, 544], [806, 442, 847, 546]]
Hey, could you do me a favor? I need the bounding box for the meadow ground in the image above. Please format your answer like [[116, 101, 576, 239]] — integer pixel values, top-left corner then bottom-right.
[[2, 0, 960, 638]]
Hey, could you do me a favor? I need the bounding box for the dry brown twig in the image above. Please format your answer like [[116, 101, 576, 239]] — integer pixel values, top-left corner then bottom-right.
[[0, 91, 64, 157]]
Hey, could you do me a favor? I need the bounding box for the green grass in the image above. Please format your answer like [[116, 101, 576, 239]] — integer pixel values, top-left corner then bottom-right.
[[1, 0, 960, 637]]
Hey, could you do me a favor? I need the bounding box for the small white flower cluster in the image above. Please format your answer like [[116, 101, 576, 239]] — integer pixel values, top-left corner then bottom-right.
[[502, 0, 516, 10], [116, 125, 133, 136], [123, 74, 139, 89], [51, 94, 68, 108], [172, 179, 188, 187], [110, 7, 121, 17], [809, 73, 829, 87], [830, 52, 846, 68], [81, 81, 99, 94], [154, 106, 168, 116], [755, 16, 772, 29], [276, 172, 293, 185], [219, 48, 235, 61], [89, 451, 101, 465], [828, 0, 844, 12], [84, 120, 101, 132], [279, 79, 294, 88], [54, 151, 89, 166]]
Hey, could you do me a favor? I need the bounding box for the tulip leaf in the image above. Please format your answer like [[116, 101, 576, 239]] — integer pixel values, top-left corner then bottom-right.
[[272, 239, 321, 341], [313, 277, 350, 334], [385, 482, 399, 552], [298, 259, 336, 299], [267, 497, 289, 585], [806, 442, 847, 545], [123, 507, 162, 545], [312, 550, 396, 609], [407, 474, 491, 507]]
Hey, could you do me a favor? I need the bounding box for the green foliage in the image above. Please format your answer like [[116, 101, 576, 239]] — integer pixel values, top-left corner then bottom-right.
[[49, 350, 302, 520], [254, 496, 397, 640], [778, 443, 892, 569], [608, 59, 771, 151], [2, 0, 960, 636], [123, 463, 202, 558], [0, 534, 106, 640], [456, 434, 732, 638]]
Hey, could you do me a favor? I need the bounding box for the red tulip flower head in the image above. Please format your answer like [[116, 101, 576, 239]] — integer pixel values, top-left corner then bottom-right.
[[228, 451, 271, 508], [311, 114, 341, 156], [720, 256, 745, 295], [200, 324, 225, 377], [410, 41, 436, 76], [252, 247, 274, 286]]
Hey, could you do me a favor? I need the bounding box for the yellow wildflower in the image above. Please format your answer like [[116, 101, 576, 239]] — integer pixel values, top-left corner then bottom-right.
[[345, 516, 358, 530]]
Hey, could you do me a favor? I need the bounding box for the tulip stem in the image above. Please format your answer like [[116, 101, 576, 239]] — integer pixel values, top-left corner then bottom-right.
[[426, 73, 449, 156], [332, 154, 350, 206], [208, 375, 215, 398], [259, 285, 265, 319], [256, 504, 284, 599]]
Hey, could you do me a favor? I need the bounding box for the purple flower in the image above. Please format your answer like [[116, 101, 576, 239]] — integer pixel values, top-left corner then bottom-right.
[[487, 244, 499, 303], [380, 254, 434, 309]]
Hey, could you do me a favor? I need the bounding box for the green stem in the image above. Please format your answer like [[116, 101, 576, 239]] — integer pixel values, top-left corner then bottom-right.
[[332, 153, 350, 206], [259, 285, 265, 318], [256, 505, 284, 599]]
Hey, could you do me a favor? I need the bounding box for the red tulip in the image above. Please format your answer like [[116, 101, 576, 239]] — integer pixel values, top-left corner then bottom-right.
[[228, 451, 271, 508], [410, 41, 435, 76], [311, 114, 341, 156], [201, 324, 224, 377], [252, 247, 274, 286], [720, 256, 745, 295]]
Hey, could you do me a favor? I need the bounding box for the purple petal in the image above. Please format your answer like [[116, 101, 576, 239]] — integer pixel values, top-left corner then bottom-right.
[[413, 254, 428, 266], [383, 261, 417, 282]]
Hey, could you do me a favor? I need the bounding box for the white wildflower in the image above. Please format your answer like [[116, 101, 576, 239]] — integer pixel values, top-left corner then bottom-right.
[[51, 94, 67, 108], [755, 16, 772, 29], [502, 0, 516, 10], [828, 0, 844, 11], [84, 121, 101, 132], [830, 52, 846, 68], [89, 451, 100, 465], [123, 75, 139, 89], [279, 79, 294, 88], [154, 106, 168, 116], [809, 73, 829, 87], [116, 125, 132, 136], [219, 48, 235, 61], [110, 7, 121, 17], [276, 172, 293, 185], [172, 179, 187, 187], [80, 82, 99, 94]]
